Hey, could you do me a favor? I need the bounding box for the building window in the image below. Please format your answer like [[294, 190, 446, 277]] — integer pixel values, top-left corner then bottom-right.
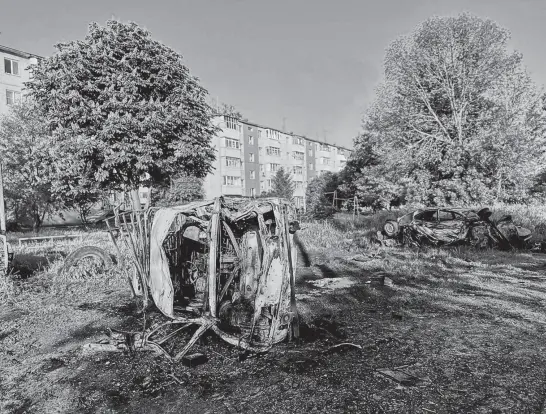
[[266, 146, 281, 156], [293, 166, 303, 175], [260, 164, 264, 173], [294, 196, 304, 208], [250, 188, 256, 197], [223, 176, 240, 186], [268, 163, 280, 172], [249, 153, 255, 162], [248, 126, 253, 131], [248, 136, 254, 145], [320, 144, 330, 152], [308, 163, 314, 170], [266, 129, 280, 140], [292, 137, 304, 146], [320, 157, 331, 165], [250, 170, 255, 179], [292, 151, 304, 160], [225, 116, 238, 130], [308, 148, 313, 156], [225, 156, 240, 167], [258, 130, 262, 139], [267, 179, 272, 188], [6, 90, 21, 105], [294, 181, 303, 189], [4, 58, 19, 75], [224, 138, 240, 149]]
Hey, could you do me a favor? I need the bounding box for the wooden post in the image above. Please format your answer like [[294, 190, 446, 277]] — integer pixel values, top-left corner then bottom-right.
[[0, 163, 6, 234]]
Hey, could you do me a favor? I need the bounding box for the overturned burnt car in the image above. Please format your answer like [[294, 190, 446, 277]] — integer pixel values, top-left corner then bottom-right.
[[85, 197, 300, 362], [379, 207, 533, 250]]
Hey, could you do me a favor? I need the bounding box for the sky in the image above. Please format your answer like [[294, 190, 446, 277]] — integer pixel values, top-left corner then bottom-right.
[[1, 0, 545, 148]]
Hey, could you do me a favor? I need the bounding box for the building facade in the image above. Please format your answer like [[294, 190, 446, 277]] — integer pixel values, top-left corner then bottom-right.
[[203, 116, 351, 209], [0, 45, 40, 116]]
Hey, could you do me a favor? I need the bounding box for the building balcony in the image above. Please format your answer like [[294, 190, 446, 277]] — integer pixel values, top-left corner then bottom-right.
[[222, 185, 243, 195], [219, 147, 242, 158]]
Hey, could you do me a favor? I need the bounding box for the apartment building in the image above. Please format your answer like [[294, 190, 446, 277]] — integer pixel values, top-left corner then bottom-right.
[[0, 45, 41, 116], [203, 115, 351, 209]]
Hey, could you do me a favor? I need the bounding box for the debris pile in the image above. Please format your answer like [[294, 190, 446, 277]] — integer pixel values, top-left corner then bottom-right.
[[86, 197, 301, 362], [377, 207, 539, 251]]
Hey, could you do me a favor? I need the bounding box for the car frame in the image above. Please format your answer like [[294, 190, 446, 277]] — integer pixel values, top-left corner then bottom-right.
[[381, 207, 531, 249]]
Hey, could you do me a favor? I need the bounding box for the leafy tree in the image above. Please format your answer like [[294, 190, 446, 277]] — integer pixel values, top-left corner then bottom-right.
[[269, 168, 294, 200], [26, 20, 218, 210], [348, 13, 546, 206], [216, 102, 243, 120], [0, 102, 57, 230], [152, 173, 204, 207], [305, 172, 339, 219]]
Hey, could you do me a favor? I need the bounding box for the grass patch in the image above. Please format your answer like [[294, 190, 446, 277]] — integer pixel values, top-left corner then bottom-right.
[[4, 208, 546, 413]]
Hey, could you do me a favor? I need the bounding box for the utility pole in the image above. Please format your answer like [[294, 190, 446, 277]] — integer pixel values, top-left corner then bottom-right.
[[0, 163, 5, 234]]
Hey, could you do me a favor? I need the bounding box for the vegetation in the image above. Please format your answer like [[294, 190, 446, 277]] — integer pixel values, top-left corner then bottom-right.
[[262, 167, 294, 200], [152, 173, 204, 207], [26, 20, 217, 210], [0, 102, 58, 230], [305, 172, 340, 219], [341, 13, 546, 207]]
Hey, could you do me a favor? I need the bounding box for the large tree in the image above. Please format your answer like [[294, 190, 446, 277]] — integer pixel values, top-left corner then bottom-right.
[[269, 168, 295, 200], [305, 172, 339, 219], [0, 103, 57, 230], [26, 20, 217, 209], [349, 13, 546, 205]]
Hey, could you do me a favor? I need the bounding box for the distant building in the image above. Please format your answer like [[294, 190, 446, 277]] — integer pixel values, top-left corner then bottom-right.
[[0, 45, 41, 116], [203, 116, 351, 209]]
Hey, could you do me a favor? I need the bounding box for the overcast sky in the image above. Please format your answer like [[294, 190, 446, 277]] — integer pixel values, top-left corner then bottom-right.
[[1, 0, 545, 148]]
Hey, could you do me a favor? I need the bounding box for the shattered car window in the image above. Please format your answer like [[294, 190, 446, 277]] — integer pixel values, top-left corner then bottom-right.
[[415, 210, 438, 221]]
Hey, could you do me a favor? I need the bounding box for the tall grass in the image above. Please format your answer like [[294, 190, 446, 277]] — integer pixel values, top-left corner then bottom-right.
[[0, 228, 129, 310]]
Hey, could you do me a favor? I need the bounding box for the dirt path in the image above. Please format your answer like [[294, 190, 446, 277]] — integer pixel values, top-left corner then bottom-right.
[[3, 248, 546, 413]]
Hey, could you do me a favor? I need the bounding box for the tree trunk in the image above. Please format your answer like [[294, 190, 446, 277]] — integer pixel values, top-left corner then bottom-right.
[[131, 189, 142, 211], [33, 213, 42, 232], [495, 173, 503, 201]]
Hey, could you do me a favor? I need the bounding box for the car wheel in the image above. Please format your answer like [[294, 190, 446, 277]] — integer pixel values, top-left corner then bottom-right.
[[383, 220, 399, 237]]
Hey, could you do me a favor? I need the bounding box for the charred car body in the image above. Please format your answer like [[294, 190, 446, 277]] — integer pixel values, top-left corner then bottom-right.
[[80, 196, 301, 362], [380, 207, 533, 250]]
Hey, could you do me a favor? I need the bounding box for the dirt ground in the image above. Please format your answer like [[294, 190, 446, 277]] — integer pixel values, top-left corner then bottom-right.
[[2, 234, 546, 413]]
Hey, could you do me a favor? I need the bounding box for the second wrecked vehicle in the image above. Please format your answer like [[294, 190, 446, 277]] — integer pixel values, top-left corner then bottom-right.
[[379, 207, 533, 250]]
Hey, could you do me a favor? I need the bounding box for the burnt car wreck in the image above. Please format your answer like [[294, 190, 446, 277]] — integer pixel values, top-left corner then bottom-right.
[[85, 197, 300, 362], [377, 207, 534, 250]]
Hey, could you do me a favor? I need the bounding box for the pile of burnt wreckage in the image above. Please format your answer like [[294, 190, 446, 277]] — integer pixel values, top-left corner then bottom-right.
[[376, 207, 545, 251], [72, 197, 301, 363]]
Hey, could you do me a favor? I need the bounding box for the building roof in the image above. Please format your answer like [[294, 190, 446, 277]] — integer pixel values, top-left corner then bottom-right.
[[219, 115, 353, 152], [0, 44, 43, 60]]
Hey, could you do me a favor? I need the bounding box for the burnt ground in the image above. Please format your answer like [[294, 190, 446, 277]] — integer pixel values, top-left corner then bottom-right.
[[2, 243, 546, 413]]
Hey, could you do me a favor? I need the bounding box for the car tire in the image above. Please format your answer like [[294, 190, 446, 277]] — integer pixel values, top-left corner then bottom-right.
[[383, 220, 399, 237], [60, 246, 114, 275]]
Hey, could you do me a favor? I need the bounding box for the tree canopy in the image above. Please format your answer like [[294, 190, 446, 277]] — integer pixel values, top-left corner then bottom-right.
[[0, 102, 57, 230], [305, 172, 339, 219], [152, 173, 204, 207], [268, 168, 295, 200], [26, 20, 218, 199], [346, 13, 546, 206]]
